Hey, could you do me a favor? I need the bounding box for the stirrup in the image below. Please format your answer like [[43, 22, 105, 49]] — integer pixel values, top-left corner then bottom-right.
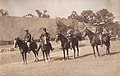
[[101, 45, 103, 47], [51, 48, 54, 51], [28, 51, 31, 53]]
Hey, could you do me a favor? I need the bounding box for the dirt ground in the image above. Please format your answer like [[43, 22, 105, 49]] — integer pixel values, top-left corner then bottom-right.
[[0, 40, 120, 76]]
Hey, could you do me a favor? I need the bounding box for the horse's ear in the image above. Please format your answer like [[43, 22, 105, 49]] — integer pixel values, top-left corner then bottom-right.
[[16, 37, 20, 40], [57, 30, 61, 34], [83, 27, 87, 31]]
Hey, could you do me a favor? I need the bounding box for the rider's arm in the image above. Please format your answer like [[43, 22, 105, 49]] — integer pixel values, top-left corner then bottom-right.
[[40, 33, 44, 39], [47, 33, 51, 40]]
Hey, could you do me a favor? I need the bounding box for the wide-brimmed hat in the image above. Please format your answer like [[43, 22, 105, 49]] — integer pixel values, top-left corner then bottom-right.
[[24, 29, 29, 32], [43, 28, 47, 31], [44, 10, 47, 13]]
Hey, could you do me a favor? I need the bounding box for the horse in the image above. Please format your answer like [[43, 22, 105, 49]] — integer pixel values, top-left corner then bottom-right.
[[82, 28, 110, 58], [37, 36, 51, 63], [55, 33, 79, 60], [14, 37, 39, 64]]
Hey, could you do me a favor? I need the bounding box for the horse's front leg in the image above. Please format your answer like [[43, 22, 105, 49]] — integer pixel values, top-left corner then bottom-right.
[[66, 49, 69, 60], [106, 42, 110, 55], [32, 50, 39, 62], [24, 52, 27, 64], [96, 45, 100, 57], [21, 52, 25, 64], [63, 49, 66, 60], [92, 46, 96, 58], [45, 50, 48, 63], [42, 51, 45, 63], [48, 50, 51, 61], [72, 46, 76, 58], [76, 45, 79, 57]]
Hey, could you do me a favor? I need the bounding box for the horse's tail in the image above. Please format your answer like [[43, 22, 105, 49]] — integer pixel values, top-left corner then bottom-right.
[[103, 35, 110, 47]]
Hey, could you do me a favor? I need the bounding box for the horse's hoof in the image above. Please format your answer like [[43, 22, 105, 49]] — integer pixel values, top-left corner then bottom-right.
[[63, 59, 66, 61], [94, 56, 97, 58], [108, 53, 111, 55], [24, 63, 27, 65], [34, 60, 36, 62], [45, 60, 48, 63], [66, 58, 69, 60], [36, 59, 40, 62], [106, 53, 108, 55], [43, 61, 46, 63], [98, 55, 101, 57]]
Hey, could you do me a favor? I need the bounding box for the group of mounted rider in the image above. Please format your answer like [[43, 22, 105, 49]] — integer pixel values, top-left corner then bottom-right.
[[23, 21, 110, 52], [14, 21, 111, 64]]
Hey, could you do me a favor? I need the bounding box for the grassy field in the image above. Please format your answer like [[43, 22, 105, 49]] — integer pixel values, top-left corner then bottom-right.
[[0, 40, 120, 76]]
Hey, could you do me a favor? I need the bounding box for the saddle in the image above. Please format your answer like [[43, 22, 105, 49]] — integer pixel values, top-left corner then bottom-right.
[[92, 34, 109, 44]]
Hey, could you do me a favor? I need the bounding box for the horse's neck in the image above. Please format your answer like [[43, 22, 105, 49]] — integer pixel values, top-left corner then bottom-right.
[[87, 31, 95, 41], [60, 35, 68, 44], [17, 40, 25, 47]]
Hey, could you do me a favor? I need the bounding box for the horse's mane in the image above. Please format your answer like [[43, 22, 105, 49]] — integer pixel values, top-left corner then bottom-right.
[[59, 34, 68, 41], [87, 29, 95, 35], [17, 38, 24, 45]]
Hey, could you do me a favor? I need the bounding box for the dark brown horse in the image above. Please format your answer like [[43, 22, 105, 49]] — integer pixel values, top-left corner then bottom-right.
[[55, 33, 79, 60], [37, 36, 51, 63], [82, 28, 110, 58], [14, 37, 39, 64]]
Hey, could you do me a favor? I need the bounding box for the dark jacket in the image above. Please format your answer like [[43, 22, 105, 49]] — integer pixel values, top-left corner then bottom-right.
[[24, 33, 31, 42], [95, 25, 103, 34], [40, 32, 50, 41]]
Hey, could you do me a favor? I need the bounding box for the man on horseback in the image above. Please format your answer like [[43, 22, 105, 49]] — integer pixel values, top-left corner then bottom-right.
[[40, 28, 54, 51], [67, 26, 74, 49], [95, 22, 109, 47], [24, 29, 31, 53]]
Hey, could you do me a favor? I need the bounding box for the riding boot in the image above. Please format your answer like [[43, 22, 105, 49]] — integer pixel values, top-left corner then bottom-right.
[[49, 43, 54, 51], [100, 33, 103, 47]]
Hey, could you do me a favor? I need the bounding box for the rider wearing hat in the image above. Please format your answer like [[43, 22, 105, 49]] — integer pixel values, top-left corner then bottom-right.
[[67, 26, 74, 49], [40, 28, 54, 51], [24, 29, 31, 52], [95, 22, 109, 47]]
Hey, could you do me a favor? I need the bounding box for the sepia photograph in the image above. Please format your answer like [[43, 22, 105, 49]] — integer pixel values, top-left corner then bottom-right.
[[0, 0, 120, 76]]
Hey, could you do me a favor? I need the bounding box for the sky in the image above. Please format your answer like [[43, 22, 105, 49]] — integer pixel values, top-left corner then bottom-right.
[[0, 0, 115, 18]]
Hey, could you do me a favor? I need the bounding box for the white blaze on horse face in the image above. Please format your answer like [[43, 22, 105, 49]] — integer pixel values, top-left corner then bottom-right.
[[44, 36, 47, 45], [82, 31, 86, 38], [13, 39, 17, 48], [55, 34, 59, 42]]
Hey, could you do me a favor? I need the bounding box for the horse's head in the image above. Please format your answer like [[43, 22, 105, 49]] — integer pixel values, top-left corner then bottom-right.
[[82, 27, 95, 40], [82, 27, 89, 38], [13, 37, 19, 48], [13, 37, 23, 48], [40, 36, 48, 45], [55, 33, 61, 42]]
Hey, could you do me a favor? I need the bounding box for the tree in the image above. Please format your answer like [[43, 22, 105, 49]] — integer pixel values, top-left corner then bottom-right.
[[95, 9, 114, 25], [0, 9, 9, 16], [35, 10, 42, 18], [68, 11, 80, 20], [42, 10, 50, 18], [68, 9, 115, 27], [56, 18, 67, 36], [80, 10, 96, 25]]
